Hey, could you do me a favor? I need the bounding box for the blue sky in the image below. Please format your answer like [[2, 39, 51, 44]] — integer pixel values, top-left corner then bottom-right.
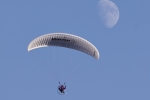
[[0, 0, 150, 100]]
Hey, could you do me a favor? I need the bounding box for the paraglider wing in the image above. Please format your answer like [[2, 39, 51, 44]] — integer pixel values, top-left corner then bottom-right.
[[28, 33, 100, 59]]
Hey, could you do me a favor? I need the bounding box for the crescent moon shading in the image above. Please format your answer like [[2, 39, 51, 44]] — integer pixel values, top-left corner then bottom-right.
[[98, 0, 119, 28]]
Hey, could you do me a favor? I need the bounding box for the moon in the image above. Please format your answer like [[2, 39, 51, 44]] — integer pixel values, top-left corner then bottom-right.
[[98, 0, 119, 28]]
